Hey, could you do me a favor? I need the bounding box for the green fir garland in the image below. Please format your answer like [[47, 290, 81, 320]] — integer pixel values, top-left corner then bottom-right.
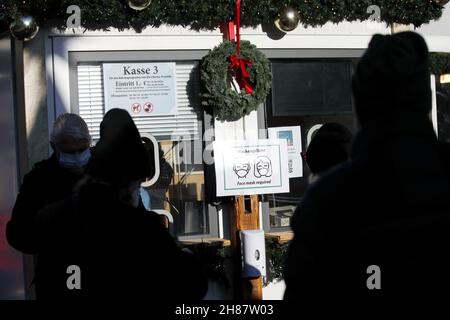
[[430, 52, 450, 76], [188, 244, 231, 288], [263, 238, 289, 286], [201, 40, 272, 121], [0, 1, 445, 32]]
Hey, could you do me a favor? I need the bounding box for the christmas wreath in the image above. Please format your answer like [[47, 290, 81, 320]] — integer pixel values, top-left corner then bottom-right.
[[201, 40, 272, 122]]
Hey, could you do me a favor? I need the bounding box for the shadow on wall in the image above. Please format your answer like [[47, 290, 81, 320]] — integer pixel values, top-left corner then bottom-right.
[[23, 29, 52, 169], [0, 27, 62, 300], [261, 22, 287, 41]]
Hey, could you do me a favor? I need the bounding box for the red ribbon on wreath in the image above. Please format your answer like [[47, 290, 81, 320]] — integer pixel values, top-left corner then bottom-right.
[[229, 0, 254, 94]]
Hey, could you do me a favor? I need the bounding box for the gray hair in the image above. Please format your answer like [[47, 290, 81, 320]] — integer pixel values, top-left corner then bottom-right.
[[50, 113, 91, 146]]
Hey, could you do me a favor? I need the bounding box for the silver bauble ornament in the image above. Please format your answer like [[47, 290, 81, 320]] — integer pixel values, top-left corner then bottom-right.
[[127, 0, 152, 11], [9, 15, 39, 41], [274, 6, 300, 32]]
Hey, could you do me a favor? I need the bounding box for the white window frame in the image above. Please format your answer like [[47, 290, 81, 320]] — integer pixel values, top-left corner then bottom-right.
[[44, 31, 223, 240]]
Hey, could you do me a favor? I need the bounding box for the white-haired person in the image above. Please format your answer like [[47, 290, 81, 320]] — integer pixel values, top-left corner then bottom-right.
[[35, 109, 208, 300], [7, 113, 91, 298]]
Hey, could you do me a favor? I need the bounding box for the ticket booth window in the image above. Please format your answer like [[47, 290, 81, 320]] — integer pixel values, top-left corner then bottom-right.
[[69, 51, 217, 239]]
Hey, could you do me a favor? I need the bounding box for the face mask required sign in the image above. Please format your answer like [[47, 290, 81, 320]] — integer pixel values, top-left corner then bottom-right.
[[213, 139, 290, 197], [102, 62, 177, 117]]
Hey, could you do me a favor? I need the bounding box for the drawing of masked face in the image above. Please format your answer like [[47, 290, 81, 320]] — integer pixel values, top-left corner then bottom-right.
[[233, 158, 251, 178], [257, 162, 270, 176], [254, 156, 272, 178]]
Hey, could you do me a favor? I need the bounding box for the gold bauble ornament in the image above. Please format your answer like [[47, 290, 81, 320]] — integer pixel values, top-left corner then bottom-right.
[[127, 0, 152, 11], [274, 6, 300, 32]]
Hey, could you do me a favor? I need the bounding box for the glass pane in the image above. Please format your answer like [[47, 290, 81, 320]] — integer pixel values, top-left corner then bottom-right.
[[142, 140, 208, 236], [266, 58, 358, 230], [75, 58, 208, 237], [271, 60, 353, 117]]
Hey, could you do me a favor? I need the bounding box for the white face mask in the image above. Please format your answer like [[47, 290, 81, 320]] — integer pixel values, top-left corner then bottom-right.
[[58, 148, 91, 169]]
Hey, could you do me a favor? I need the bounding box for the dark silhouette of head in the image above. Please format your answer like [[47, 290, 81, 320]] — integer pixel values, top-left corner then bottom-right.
[[87, 109, 153, 186], [352, 31, 431, 126], [305, 123, 353, 175]]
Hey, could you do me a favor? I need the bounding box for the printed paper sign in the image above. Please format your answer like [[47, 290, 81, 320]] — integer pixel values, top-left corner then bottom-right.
[[214, 139, 290, 197], [268, 126, 303, 178], [103, 62, 177, 117]]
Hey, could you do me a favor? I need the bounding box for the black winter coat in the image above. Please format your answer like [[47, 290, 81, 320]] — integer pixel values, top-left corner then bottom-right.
[[284, 114, 450, 300], [35, 181, 208, 301], [6, 154, 83, 254], [6, 154, 84, 297]]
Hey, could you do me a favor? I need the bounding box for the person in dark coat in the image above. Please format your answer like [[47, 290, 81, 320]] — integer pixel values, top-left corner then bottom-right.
[[147, 142, 174, 210], [6, 113, 91, 296], [35, 108, 208, 300], [304, 123, 353, 176], [284, 32, 450, 301]]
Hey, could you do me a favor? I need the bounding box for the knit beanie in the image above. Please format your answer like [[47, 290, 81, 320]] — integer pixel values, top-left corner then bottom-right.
[[352, 31, 431, 125], [87, 109, 153, 184], [306, 123, 353, 175]]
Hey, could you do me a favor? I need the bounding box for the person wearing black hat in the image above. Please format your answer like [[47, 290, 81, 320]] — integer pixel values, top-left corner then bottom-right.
[[304, 123, 354, 178], [284, 32, 450, 300], [35, 109, 208, 300]]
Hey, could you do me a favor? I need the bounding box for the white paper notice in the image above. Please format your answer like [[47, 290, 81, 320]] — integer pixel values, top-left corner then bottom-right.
[[103, 62, 177, 117], [214, 139, 290, 197], [268, 126, 303, 178]]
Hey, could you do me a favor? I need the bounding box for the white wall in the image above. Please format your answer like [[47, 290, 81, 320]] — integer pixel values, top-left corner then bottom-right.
[[417, 4, 450, 52], [263, 280, 286, 300]]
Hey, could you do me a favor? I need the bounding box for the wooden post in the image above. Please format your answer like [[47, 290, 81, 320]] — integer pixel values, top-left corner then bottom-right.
[[391, 23, 410, 34], [231, 195, 263, 300], [220, 12, 263, 301]]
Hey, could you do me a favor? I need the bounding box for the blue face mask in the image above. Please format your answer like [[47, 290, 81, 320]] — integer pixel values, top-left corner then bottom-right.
[[58, 148, 91, 169]]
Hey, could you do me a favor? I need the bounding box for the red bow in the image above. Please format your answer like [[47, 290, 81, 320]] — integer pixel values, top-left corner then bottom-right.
[[230, 54, 253, 94], [228, 0, 254, 94]]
